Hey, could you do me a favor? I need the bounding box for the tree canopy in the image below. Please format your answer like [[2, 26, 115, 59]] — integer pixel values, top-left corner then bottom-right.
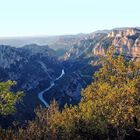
[[0, 80, 23, 115]]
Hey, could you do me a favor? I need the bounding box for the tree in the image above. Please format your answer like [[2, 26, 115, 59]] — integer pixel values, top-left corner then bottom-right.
[[79, 46, 140, 139], [0, 80, 23, 115]]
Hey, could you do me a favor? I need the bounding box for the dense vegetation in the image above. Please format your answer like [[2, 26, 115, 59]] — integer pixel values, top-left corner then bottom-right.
[[1, 47, 140, 140], [0, 80, 23, 115]]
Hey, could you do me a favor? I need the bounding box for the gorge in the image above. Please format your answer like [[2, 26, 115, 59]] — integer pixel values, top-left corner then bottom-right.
[[0, 27, 140, 127]]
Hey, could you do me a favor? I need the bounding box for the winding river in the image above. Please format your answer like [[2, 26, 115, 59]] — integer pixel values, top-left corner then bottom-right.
[[38, 69, 65, 107]]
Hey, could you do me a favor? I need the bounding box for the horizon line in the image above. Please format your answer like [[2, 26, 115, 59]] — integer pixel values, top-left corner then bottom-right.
[[0, 26, 139, 39]]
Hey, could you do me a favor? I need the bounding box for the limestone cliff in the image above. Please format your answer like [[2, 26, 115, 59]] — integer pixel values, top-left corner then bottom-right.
[[92, 28, 140, 57]]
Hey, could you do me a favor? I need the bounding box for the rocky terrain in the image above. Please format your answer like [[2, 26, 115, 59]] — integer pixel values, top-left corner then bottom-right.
[[64, 27, 140, 60], [0, 27, 140, 127], [0, 44, 62, 91]]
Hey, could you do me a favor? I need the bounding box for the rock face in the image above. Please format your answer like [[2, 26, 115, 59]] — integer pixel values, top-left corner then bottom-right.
[[63, 33, 107, 60], [64, 28, 140, 59], [92, 28, 140, 57]]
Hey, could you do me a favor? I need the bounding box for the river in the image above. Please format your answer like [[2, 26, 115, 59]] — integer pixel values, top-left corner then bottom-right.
[[38, 69, 65, 107]]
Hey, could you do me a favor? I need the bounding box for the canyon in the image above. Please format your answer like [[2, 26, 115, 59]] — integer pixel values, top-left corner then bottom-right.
[[0, 27, 140, 127]]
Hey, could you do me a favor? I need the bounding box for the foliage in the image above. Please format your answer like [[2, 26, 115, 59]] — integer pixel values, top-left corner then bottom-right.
[[79, 46, 140, 139], [0, 80, 24, 115]]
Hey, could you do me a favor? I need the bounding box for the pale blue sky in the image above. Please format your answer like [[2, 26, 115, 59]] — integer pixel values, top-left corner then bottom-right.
[[0, 0, 139, 37]]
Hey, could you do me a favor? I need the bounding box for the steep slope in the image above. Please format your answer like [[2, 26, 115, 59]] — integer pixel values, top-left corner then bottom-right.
[[93, 28, 140, 57], [63, 33, 107, 60], [0, 44, 62, 91], [64, 28, 140, 60]]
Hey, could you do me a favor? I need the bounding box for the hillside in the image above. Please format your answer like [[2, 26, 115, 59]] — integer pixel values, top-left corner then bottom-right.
[[1, 47, 140, 139], [0, 27, 140, 128]]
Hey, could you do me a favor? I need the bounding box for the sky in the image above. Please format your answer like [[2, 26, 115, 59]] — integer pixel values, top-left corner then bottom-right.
[[0, 0, 139, 37]]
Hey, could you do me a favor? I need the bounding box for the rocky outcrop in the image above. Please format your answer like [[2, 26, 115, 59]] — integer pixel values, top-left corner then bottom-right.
[[63, 33, 107, 60], [93, 28, 140, 57], [131, 38, 140, 57], [63, 28, 140, 59]]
